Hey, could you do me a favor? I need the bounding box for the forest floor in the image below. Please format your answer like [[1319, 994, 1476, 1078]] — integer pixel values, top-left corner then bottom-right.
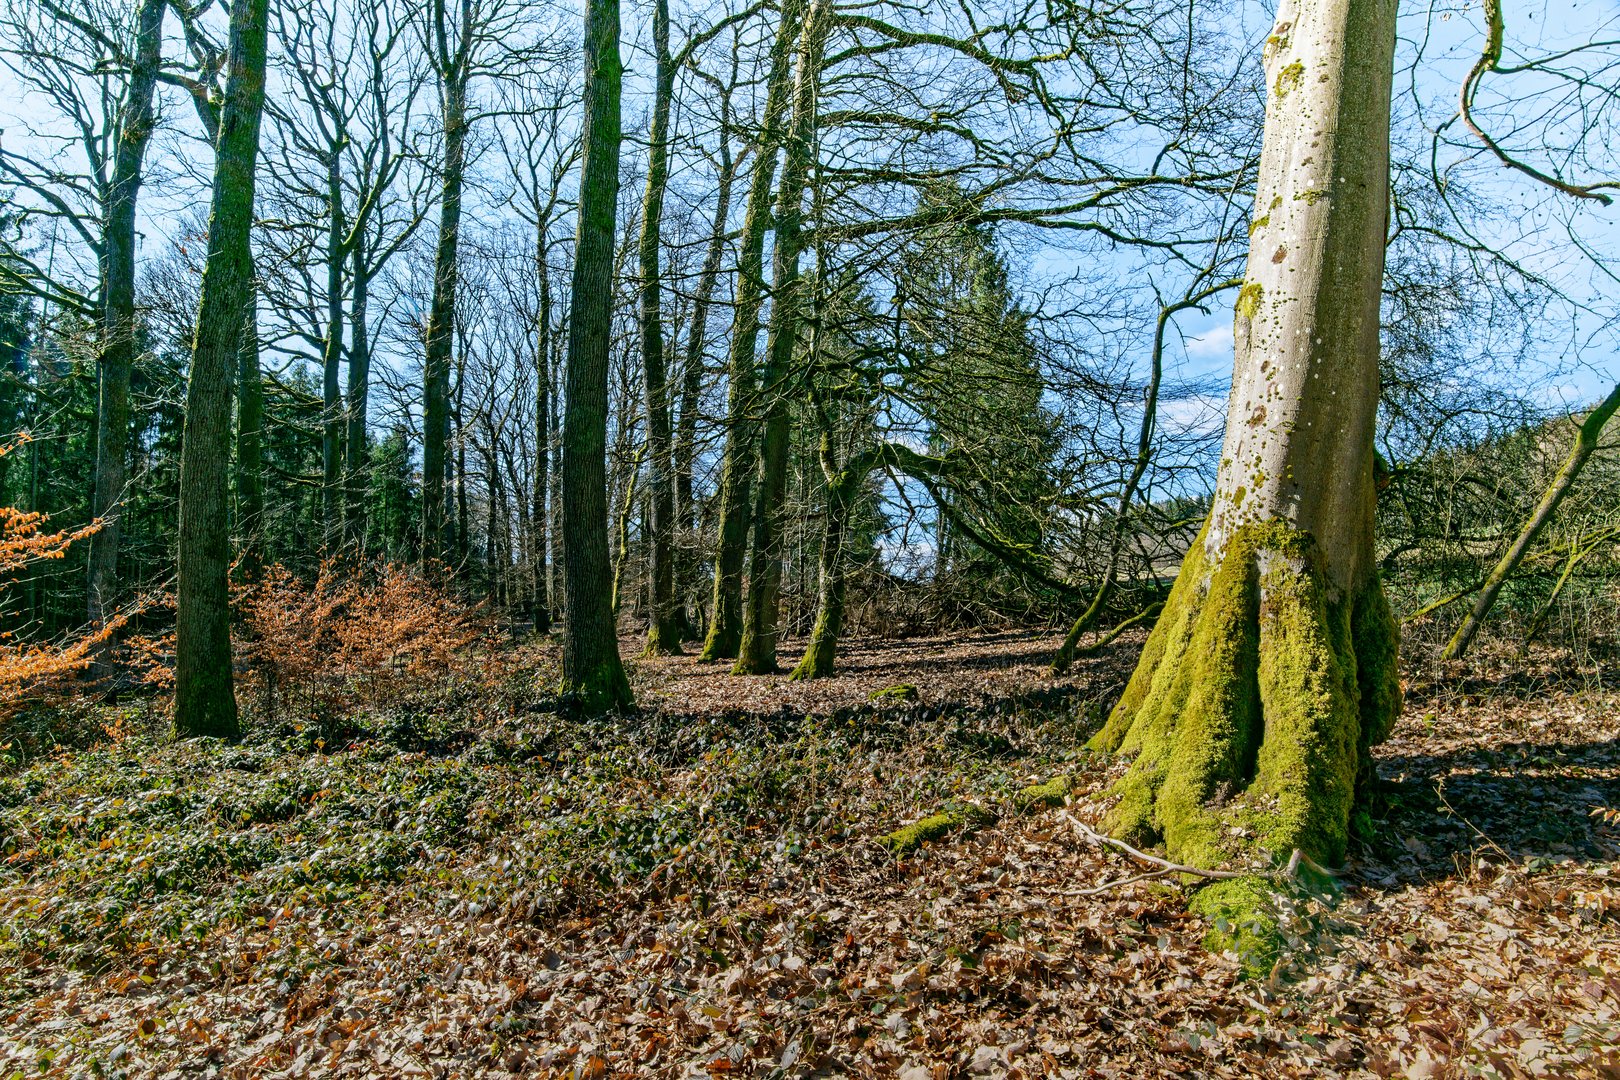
[[1, 629, 1618, 1078]]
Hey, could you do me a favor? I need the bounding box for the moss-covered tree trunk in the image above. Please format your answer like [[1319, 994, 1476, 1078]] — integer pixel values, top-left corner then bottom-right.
[[697, 0, 805, 663], [635, 0, 682, 655], [174, 0, 269, 740], [790, 437, 879, 681], [558, 0, 632, 713], [733, 0, 830, 675], [1090, 0, 1401, 880]]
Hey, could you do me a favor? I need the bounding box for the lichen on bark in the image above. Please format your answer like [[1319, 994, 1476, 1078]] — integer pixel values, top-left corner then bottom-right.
[[1088, 521, 1399, 871]]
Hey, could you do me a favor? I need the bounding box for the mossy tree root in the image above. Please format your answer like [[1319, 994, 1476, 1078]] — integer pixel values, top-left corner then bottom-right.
[[1088, 521, 1399, 872]]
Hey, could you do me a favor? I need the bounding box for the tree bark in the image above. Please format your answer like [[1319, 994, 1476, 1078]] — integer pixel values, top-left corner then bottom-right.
[[789, 435, 880, 681], [87, 0, 166, 641], [698, 0, 806, 662], [321, 157, 347, 549], [175, 0, 270, 740], [559, 0, 632, 712], [344, 235, 372, 547], [635, 0, 681, 654], [531, 232, 553, 631], [1442, 380, 1620, 659], [1090, 0, 1402, 889], [422, 62, 465, 567], [733, 0, 830, 675]]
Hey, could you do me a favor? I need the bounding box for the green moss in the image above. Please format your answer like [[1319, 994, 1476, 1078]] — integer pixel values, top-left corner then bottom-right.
[[877, 805, 993, 854], [1235, 281, 1264, 320], [1274, 61, 1304, 98], [869, 683, 919, 702], [1293, 188, 1326, 205], [1090, 520, 1401, 881], [1248, 213, 1271, 236], [1013, 774, 1073, 812], [1190, 875, 1281, 979]]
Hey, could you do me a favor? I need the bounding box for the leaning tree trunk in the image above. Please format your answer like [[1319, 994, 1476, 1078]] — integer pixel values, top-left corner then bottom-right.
[[733, 0, 830, 675], [1090, 0, 1402, 893], [175, 0, 269, 740], [1441, 380, 1620, 660], [558, 0, 632, 713], [87, 0, 165, 642], [635, 0, 682, 654], [698, 0, 806, 662]]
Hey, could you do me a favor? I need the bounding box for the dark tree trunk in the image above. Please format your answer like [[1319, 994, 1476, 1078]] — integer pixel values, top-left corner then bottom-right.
[[344, 236, 372, 547], [734, 0, 830, 675], [636, 0, 681, 654], [559, 0, 632, 712], [531, 234, 553, 631], [422, 76, 465, 566], [321, 159, 347, 549], [236, 262, 265, 579], [87, 0, 166, 640], [175, 0, 270, 740], [698, 0, 805, 662]]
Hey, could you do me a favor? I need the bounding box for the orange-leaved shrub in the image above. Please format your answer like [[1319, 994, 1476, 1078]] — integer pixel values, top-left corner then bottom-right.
[[235, 561, 494, 715]]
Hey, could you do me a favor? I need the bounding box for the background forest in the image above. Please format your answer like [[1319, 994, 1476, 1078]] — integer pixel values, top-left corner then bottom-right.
[[1, 0, 1618, 1074]]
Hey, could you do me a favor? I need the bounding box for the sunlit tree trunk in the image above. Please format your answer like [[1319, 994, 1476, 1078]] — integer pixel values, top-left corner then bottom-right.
[[175, 0, 270, 739], [1090, 0, 1402, 884], [698, 0, 805, 662], [558, 0, 632, 712], [87, 0, 165, 643]]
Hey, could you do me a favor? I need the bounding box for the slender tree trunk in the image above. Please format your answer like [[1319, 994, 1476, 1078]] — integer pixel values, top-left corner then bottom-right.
[[321, 160, 347, 549], [175, 0, 270, 740], [674, 96, 737, 639], [344, 238, 372, 547], [87, 0, 166, 642], [636, 0, 682, 654], [1090, 0, 1402, 906], [236, 263, 265, 578], [734, 0, 830, 675], [789, 435, 876, 681], [559, 0, 632, 712], [422, 77, 466, 567], [698, 0, 806, 662], [1442, 380, 1620, 659], [532, 235, 553, 631]]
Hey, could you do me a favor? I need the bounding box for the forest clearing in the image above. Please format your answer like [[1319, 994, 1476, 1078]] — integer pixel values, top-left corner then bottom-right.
[[1, 0, 1619, 1072]]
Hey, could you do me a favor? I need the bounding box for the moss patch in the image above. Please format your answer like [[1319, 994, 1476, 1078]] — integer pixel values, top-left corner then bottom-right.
[[1190, 875, 1282, 979], [1235, 281, 1265, 320], [869, 683, 919, 703], [1013, 774, 1073, 812], [877, 804, 994, 854]]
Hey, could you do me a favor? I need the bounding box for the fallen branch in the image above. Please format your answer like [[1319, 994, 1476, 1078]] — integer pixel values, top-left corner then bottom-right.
[[1061, 811, 1341, 884]]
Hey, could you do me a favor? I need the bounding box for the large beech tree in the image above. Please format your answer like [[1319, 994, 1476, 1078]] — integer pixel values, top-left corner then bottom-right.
[[174, 0, 271, 739], [1088, 0, 1402, 884]]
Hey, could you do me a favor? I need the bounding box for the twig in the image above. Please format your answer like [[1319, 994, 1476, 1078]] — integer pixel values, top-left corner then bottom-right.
[[1061, 811, 1247, 880]]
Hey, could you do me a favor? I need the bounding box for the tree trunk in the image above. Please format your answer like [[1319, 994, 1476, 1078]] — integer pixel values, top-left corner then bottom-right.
[[1441, 380, 1620, 660], [1089, 0, 1402, 898], [698, 0, 806, 662], [674, 87, 737, 639], [87, 0, 166, 640], [734, 0, 830, 675], [344, 237, 372, 548], [422, 76, 465, 567], [532, 234, 553, 632], [321, 159, 347, 549], [559, 0, 632, 712], [175, 0, 269, 740], [789, 435, 875, 681], [635, 0, 681, 654]]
